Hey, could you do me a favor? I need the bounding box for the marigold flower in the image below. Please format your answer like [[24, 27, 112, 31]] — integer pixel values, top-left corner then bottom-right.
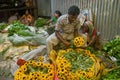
[[74, 37, 85, 47]]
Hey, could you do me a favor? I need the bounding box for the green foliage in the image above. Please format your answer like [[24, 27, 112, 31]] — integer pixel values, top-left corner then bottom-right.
[[17, 30, 35, 36], [8, 21, 30, 36], [34, 18, 47, 28], [102, 38, 120, 59], [0, 23, 8, 31], [63, 51, 94, 72], [101, 67, 120, 80], [27, 65, 48, 74], [86, 46, 95, 54]]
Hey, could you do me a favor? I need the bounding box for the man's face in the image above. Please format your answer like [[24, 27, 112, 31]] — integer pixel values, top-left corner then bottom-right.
[[68, 14, 78, 23]]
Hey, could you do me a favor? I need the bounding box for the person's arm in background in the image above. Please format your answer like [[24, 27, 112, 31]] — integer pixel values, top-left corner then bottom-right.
[[87, 28, 97, 46], [46, 19, 53, 24], [76, 14, 85, 37], [20, 15, 25, 21]]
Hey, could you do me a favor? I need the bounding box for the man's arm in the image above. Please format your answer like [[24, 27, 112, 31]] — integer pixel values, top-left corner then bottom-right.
[[74, 28, 78, 37], [55, 15, 70, 46], [55, 30, 70, 46]]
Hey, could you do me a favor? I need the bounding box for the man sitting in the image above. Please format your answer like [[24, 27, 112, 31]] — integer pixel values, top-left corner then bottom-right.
[[46, 5, 85, 54]]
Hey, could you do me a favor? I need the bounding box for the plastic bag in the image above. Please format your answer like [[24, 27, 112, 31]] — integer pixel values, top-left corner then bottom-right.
[[0, 60, 13, 79], [31, 34, 48, 45], [9, 28, 49, 46], [20, 45, 46, 60], [9, 34, 29, 46]]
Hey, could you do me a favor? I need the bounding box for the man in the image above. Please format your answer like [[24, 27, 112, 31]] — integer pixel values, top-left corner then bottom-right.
[[46, 5, 85, 54]]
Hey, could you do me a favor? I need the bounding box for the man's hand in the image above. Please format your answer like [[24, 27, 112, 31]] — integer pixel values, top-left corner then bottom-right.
[[63, 41, 70, 47], [56, 30, 70, 47]]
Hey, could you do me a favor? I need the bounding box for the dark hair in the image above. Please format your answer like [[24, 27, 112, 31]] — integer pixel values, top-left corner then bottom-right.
[[55, 10, 62, 17], [68, 5, 80, 16]]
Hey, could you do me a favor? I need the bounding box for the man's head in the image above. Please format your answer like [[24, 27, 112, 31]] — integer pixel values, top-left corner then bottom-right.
[[68, 5, 80, 23]]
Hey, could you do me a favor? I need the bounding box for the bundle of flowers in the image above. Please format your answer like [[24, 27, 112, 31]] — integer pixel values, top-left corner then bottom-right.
[[14, 60, 54, 80]]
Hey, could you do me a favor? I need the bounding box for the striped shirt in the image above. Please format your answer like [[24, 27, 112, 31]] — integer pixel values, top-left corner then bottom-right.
[[55, 14, 85, 40]]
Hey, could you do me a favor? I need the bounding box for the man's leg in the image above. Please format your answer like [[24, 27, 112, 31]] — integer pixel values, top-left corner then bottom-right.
[[46, 33, 59, 54]]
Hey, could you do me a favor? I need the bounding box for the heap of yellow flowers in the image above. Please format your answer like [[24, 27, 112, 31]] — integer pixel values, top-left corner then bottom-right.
[[54, 36, 100, 80], [55, 48, 99, 80], [14, 60, 54, 80]]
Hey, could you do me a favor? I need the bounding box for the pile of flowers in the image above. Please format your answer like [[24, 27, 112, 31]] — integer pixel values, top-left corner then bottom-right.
[[54, 36, 99, 79], [55, 48, 98, 80], [14, 60, 54, 80]]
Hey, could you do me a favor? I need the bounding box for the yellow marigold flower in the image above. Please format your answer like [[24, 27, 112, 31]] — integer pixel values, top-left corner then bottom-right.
[[36, 62, 41, 66], [40, 74, 46, 79], [30, 72, 37, 77], [58, 50, 66, 56], [47, 76, 54, 80], [47, 65, 54, 71], [87, 71, 94, 78], [18, 68, 24, 73], [48, 69, 54, 74], [20, 74, 28, 80], [28, 75, 36, 80], [74, 75, 80, 80], [85, 50, 91, 56], [20, 65, 27, 72], [67, 72, 75, 79], [43, 63, 50, 68], [38, 56, 44, 62], [14, 77, 19, 80], [80, 71, 87, 76], [60, 76, 66, 80], [27, 60, 37, 67], [74, 37, 85, 47], [75, 48, 84, 53], [45, 74, 54, 80], [89, 57, 96, 62], [35, 72, 41, 78], [40, 62, 44, 67], [58, 68, 67, 73], [56, 56, 63, 61], [48, 72, 54, 77], [66, 48, 74, 52]]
